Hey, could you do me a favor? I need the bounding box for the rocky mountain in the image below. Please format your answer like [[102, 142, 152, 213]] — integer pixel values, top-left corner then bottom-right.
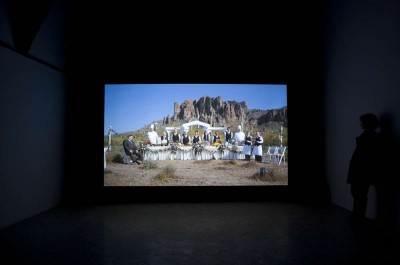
[[162, 96, 287, 128]]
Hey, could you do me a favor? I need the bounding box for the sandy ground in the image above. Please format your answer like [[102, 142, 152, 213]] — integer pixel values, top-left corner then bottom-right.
[[104, 159, 288, 186]]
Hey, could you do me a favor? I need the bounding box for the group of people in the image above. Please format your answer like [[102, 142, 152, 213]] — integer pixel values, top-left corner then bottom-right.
[[123, 124, 265, 164]]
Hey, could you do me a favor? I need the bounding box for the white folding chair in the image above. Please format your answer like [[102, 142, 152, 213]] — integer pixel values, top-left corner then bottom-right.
[[265, 146, 278, 163], [275, 146, 286, 165]]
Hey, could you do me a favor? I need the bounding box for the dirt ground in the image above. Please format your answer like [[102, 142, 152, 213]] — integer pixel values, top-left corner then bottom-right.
[[104, 159, 288, 186]]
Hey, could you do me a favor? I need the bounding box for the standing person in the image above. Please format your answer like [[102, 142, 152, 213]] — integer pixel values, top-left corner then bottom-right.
[[192, 130, 201, 144], [202, 129, 212, 142], [123, 135, 142, 165], [171, 128, 180, 143], [213, 131, 221, 144], [243, 131, 253, 161], [161, 131, 169, 146], [254, 131, 263, 162], [146, 124, 158, 145], [182, 131, 191, 145], [347, 113, 380, 223], [234, 125, 245, 143], [225, 126, 232, 143]]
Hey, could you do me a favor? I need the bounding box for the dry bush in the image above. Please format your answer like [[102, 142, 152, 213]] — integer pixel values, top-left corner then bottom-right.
[[141, 160, 158, 169], [252, 164, 288, 184], [153, 164, 177, 183]]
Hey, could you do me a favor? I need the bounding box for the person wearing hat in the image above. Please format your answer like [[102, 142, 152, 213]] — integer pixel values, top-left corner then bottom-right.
[[146, 124, 158, 145], [234, 125, 245, 143]]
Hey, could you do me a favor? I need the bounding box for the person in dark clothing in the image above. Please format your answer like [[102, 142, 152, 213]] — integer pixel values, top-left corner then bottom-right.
[[213, 131, 221, 144], [225, 127, 232, 143], [347, 113, 380, 222], [182, 131, 190, 145], [192, 130, 201, 144], [171, 128, 180, 143], [123, 135, 143, 165]]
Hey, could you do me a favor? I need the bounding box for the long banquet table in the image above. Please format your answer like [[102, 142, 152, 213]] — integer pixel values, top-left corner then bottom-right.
[[142, 145, 245, 161]]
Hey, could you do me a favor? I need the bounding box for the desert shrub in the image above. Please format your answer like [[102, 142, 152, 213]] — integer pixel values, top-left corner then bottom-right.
[[112, 153, 124, 163], [105, 147, 124, 163], [141, 160, 158, 169], [153, 164, 177, 183], [161, 164, 176, 177]]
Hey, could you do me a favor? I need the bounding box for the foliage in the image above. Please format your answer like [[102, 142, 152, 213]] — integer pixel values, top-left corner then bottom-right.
[[192, 143, 204, 156], [161, 164, 176, 177], [141, 160, 158, 169]]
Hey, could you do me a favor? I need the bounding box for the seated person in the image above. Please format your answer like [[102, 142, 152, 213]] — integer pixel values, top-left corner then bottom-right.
[[192, 130, 201, 144], [123, 135, 143, 165], [161, 131, 169, 146], [181, 131, 191, 145], [146, 124, 158, 145]]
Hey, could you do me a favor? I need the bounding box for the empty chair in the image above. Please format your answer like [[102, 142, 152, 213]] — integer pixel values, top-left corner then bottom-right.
[[265, 146, 278, 163], [264, 146, 286, 165], [275, 146, 286, 165]]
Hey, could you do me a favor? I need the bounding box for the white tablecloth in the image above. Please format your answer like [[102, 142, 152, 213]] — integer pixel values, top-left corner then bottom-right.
[[142, 145, 247, 161]]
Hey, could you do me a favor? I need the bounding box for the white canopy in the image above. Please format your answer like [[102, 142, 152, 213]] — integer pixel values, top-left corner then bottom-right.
[[164, 120, 225, 135]]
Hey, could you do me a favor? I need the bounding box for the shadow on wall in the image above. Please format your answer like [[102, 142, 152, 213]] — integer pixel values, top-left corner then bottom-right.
[[376, 113, 400, 238]]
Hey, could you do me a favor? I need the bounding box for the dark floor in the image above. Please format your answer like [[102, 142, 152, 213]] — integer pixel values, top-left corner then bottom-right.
[[0, 202, 398, 265]]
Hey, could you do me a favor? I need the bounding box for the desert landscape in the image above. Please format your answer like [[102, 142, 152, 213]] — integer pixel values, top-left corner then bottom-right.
[[104, 159, 288, 186]]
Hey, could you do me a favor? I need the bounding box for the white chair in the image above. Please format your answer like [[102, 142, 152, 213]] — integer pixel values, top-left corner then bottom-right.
[[265, 146, 278, 163], [265, 146, 286, 165], [275, 146, 286, 165]]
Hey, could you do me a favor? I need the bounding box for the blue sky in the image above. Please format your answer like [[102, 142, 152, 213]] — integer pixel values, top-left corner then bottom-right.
[[104, 84, 287, 135]]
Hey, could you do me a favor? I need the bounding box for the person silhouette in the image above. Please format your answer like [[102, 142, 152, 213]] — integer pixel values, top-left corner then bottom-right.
[[347, 113, 380, 223]]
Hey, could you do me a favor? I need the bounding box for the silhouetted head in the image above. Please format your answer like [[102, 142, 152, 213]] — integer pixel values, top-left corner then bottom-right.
[[360, 113, 379, 130]]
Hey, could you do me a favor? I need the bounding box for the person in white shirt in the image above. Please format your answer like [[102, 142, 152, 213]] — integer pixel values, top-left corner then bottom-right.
[[224, 126, 233, 143], [254, 131, 264, 162], [243, 131, 253, 161], [171, 128, 180, 143], [146, 124, 158, 145], [181, 131, 191, 145], [161, 131, 169, 146], [202, 129, 212, 142], [234, 125, 245, 143]]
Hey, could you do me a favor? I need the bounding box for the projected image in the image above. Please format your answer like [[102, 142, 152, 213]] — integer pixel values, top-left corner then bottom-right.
[[104, 84, 288, 186]]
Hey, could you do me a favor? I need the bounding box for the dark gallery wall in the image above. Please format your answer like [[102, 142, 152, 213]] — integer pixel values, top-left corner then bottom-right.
[[324, 0, 400, 229], [64, 3, 328, 204], [0, 0, 329, 228], [0, 0, 67, 229]]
